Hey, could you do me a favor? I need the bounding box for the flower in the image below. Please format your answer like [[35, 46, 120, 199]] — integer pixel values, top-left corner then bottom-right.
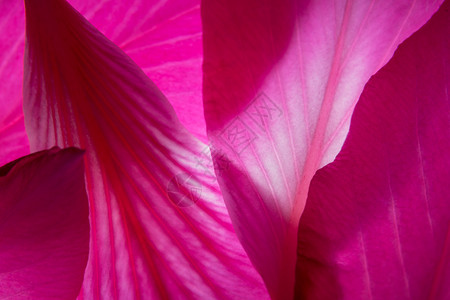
[[0, 0, 449, 299]]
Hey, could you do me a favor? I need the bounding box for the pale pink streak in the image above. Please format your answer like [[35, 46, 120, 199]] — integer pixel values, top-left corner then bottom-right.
[[202, 0, 443, 297], [296, 2, 450, 298]]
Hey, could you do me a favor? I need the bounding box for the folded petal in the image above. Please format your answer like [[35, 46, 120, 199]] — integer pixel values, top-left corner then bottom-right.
[[23, 0, 267, 298], [0, 1, 29, 165], [296, 1, 450, 298], [201, 0, 444, 297], [0, 147, 89, 299]]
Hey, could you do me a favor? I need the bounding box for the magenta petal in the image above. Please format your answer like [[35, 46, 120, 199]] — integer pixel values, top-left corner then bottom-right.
[[0, 0, 205, 156], [68, 0, 206, 141], [23, 0, 267, 298], [202, 0, 443, 297], [0, 147, 89, 299], [0, 1, 29, 166], [296, 2, 450, 299]]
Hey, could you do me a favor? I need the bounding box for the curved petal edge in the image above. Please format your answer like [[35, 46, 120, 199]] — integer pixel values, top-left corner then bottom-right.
[[296, 1, 450, 299], [0, 147, 90, 299]]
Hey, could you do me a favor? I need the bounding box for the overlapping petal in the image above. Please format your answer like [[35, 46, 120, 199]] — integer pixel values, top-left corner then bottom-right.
[[69, 0, 206, 141], [23, 0, 267, 299], [0, 0, 205, 147], [296, 1, 450, 298], [0, 147, 89, 299], [201, 0, 444, 297]]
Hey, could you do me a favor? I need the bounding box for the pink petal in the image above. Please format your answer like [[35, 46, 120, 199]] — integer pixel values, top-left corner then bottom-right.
[[202, 0, 443, 297], [296, 2, 450, 299], [0, 0, 205, 167], [0, 147, 89, 299], [67, 0, 206, 142], [0, 1, 29, 166], [23, 0, 267, 299]]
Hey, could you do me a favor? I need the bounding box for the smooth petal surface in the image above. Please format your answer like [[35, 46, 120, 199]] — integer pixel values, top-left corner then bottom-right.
[[23, 0, 267, 299], [0, 0, 29, 166], [0, 147, 89, 299], [202, 0, 443, 297], [296, 1, 450, 298]]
